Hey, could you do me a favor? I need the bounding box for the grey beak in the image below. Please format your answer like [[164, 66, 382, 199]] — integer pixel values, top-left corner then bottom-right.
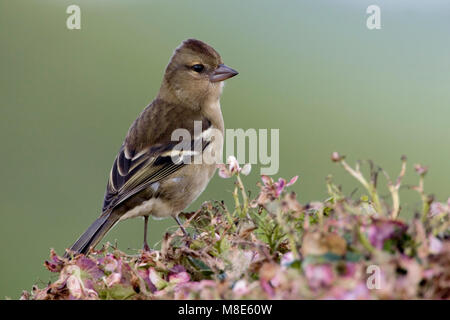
[[210, 64, 239, 82]]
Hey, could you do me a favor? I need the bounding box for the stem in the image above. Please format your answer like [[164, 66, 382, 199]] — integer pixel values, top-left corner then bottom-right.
[[419, 176, 430, 222], [357, 225, 376, 254], [225, 208, 237, 233], [370, 188, 383, 216], [271, 200, 300, 260], [288, 234, 300, 260], [391, 191, 400, 219], [232, 184, 241, 217], [340, 159, 383, 215], [389, 157, 407, 219], [236, 174, 249, 217], [340, 160, 370, 190], [218, 201, 237, 232], [412, 175, 430, 223]]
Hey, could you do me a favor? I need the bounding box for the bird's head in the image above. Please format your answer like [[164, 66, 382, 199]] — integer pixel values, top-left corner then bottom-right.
[[160, 39, 238, 108]]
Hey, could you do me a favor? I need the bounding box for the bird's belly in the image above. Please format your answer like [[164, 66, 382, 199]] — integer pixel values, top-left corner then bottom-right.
[[160, 129, 223, 213], [117, 163, 217, 221], [118, 197, 172, 221], [161, 163, 217, 212]]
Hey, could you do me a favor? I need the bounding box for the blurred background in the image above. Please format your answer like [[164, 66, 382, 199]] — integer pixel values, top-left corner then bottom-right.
[[1, 0, 449, 298]]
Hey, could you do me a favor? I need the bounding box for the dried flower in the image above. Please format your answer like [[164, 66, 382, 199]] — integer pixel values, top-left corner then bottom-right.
[[331, 152, 345, 162], [429, 236, 443, 255], [414, 164, 428, 176], [232, 279, 250, 297], [304, 264, 335, 289], [168, 265, 190, 284], [301, 231, 347, 256], [365, 219, 407, 250], [149, 267, 167, 290], [253, 175, 298, 206], [23, 157, 450, 300]]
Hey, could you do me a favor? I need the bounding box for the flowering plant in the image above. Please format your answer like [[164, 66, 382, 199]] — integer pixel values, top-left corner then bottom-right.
[[22, 153, 450, 300]]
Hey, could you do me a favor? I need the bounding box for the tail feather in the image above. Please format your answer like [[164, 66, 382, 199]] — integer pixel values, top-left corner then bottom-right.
[[64, 212, 120, 258]]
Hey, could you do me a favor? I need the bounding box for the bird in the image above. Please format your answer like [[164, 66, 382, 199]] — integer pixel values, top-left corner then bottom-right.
[[64, 39, 238, 257]]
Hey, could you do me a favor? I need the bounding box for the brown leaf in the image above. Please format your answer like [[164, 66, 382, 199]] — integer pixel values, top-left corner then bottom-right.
[[301, 231, 347, 256]]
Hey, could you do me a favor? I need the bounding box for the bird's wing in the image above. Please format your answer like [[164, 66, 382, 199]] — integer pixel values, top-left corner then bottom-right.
[[102, 141, 206, 212], [102, 142, 176, 212], [101, 112, 212, 213]]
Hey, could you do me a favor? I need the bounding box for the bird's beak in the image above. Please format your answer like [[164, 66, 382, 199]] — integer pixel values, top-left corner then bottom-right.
[[210, 64, 239, 82]]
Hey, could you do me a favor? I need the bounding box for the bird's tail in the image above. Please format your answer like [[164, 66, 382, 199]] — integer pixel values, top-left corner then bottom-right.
[[63, 211, 120, 258]]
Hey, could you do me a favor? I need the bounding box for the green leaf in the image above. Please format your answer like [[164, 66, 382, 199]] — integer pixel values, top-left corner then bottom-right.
[[187, 256, 213, 276], [99, 284, 136, 300], [345, 251, 362, 262]]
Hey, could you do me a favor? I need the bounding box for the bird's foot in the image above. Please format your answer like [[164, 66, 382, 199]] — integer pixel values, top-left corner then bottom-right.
[[142, 242, 152, 253]]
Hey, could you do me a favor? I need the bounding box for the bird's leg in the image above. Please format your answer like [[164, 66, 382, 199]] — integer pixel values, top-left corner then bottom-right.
[[174, 216, 189, 237], [142, 216, 151, 252]]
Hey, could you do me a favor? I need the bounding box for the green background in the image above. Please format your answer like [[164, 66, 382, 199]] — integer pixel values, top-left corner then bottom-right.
[[1, 0, 449, 298]]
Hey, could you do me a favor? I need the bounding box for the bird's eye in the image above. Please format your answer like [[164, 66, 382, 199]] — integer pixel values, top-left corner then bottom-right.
[[191, 64, 205, 73]]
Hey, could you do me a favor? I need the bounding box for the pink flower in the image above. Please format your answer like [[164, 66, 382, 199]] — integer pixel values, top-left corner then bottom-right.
[[331, 152, 345, 162], [414, 164, 428, 176], [66, 274, 84, 299], [169, 272, 190, 284], [232, 279, 249, 296], [101, 254, 119, 273], [325, 283, 372, 300], [265, 175, 298, 197], [217, 156, 251, 178], [105, 272, 121, 287], [281, 252, 295, 268], [254, 175, 298, 206], [136, 268, 157, 293], [44, 249, 65, 273], [423, 269, 436, 279], [64, 265, 98, 300], [176, 280, 216, 293], [429, 236, 443, 254], [365, 219, 407, 250], [429, 201, 449, 217], [260, 280, 275, 297], [228, 156, 240, 173], [74, 255, 104, 279], [169, 265, 190, 284], [149, 267, 167, 290], [342, 263, 358, 278], [304, 264, 335, 289]]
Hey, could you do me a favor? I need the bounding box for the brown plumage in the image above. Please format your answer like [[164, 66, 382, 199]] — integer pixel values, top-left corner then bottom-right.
[[65, 39, 238, 257]]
